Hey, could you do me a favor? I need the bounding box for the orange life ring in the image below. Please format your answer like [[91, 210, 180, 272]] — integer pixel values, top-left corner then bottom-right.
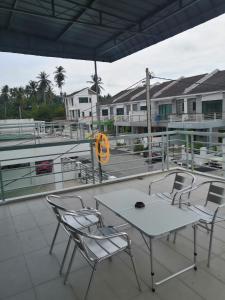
[[95, 133, 110, 164]]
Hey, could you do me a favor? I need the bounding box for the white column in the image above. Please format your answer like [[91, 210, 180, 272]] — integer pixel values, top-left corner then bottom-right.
[[184, 98, 188, 114]]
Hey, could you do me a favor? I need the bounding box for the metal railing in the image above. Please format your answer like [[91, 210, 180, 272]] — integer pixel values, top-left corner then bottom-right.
[[1, 130, 225, 201], [169, 113, 225, 122]]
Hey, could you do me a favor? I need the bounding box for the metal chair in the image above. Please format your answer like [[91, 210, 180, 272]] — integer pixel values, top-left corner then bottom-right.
[[179, 180, 225, 267], [61, 215, 141, 300], [149, 171, 196, 205], [46, 194, 102, 255]]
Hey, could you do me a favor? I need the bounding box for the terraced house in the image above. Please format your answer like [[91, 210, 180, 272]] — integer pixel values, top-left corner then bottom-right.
[[99, 69, 225, 141]]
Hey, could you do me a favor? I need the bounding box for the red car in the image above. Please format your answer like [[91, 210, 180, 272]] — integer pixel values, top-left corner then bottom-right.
[[36, 160, 53, 174]]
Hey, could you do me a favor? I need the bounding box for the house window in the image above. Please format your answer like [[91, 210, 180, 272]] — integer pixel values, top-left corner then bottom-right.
[[89, 98, 92, 103], [116, 108, 124, 115], [158, 104, 172, 120], [133, 104, 138, 111], [187, 98, 196, 113], [71, 98, 74, 106], [82, 112, 85, 117], [202, 100, 222, 115], [102, 109, 108, 116], [140, 106, 147, 111], [126, 105, 131, 115], [77, 109, 80, 118], [79, 97, 89, 103], [89, 112, 92, 117], [176, 99, 184, 115]]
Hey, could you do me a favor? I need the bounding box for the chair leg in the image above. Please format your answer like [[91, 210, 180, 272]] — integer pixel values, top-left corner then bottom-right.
[[59, 235, 72, 275], [64, 244, 77, 284], [166, 234, 170, 241], [129, 250, 142, 291], [207, 225, 214, 268], [84, 263, 97, 300], [173, 232, 177, 244], [49, 222, 60, 254]]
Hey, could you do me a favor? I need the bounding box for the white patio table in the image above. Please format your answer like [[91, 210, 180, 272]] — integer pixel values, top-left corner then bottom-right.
[[95, 188, 199, 292]]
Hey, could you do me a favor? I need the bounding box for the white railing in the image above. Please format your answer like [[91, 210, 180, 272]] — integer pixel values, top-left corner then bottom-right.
[[169, 113, 225, 122]]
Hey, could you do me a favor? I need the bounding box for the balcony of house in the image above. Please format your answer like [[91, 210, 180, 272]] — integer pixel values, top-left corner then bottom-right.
[[168, 113, 225, 129], [2, 131, 225, 299], [114, 112, 169, 128]]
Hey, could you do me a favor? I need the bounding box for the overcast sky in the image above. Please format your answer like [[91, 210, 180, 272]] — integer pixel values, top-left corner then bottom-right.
[[1, 13, 225, 96]]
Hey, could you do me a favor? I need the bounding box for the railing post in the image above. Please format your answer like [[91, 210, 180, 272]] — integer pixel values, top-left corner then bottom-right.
[[191, 134, 194, 171], [0, 163, 5, 201], [90, 141, 96, 184], [166, 134, 169, 170], [186, 134, 189, 169], [161, 136, 165, 171]]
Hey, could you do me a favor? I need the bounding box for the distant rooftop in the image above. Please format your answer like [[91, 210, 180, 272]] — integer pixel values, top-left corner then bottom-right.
[[107, 69, 225, 105]]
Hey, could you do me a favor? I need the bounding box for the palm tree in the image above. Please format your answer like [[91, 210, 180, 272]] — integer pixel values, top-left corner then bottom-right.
[[1, 85, 9, 118], [88, 74, 104, 94], [27, 80, 38, 104], [37, 72, 51, 103], [54, 66, 66, 101]]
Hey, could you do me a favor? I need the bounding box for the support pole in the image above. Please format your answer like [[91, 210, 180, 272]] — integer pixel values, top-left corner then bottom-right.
[[146, 68, 152, 167], [94, 61, 100, 131]]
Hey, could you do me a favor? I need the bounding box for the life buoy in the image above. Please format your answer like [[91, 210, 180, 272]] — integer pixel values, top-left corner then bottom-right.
[[95, 133, 110, 164]]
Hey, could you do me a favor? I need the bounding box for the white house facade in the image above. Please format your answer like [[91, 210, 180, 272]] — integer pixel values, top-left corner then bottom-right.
[[64, 88, 97, 121]]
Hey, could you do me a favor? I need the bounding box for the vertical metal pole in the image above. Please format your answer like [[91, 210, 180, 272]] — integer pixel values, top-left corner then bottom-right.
[[186, 134, 189, 169], [94, 61, 100, 131], [149, 238, 155, 292], [0, 163, 5, 201], [166, 133, 169, 170], [162, 136, 165, 171], [146, 68, 152, 167], [191, 134, 194, 171], [91, 96, 94, 136], [90, 141, 96, 184]]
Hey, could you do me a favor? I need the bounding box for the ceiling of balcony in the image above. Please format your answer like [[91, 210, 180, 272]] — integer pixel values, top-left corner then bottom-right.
[[0, 0, 225, 62]]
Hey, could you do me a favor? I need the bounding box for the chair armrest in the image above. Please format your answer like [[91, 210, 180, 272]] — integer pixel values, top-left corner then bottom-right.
[[90, 231, 131, 247]]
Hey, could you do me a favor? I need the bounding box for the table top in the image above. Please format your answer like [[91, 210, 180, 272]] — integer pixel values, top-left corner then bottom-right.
[[95, 189, 199, 238]]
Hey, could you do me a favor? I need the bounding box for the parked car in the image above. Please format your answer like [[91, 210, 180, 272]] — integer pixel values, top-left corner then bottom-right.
[[36, 160, 53, 175]]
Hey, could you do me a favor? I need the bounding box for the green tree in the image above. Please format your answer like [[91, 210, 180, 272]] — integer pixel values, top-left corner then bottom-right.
[[54, 66, 66, 101], [88, 74, 104, 94], [26, 80, 38, 104], [1, 85, 9, 118], [37, 72, 51, 103]]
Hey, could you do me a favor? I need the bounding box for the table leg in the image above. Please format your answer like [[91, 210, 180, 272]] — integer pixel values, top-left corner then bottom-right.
[[149, 237, 155, 292], [193, 224, 197, 271], [96, 200, 99, 210]]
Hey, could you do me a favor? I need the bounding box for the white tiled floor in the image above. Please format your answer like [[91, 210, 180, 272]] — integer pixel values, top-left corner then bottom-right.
[[1, 173, 225, 300]]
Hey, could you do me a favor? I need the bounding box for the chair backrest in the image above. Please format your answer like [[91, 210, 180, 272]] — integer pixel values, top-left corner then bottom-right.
[[171, 171, 195, 195], [46, 195, 71, 222], [206, 182, 225, 206], [61, 216, 91, 258]]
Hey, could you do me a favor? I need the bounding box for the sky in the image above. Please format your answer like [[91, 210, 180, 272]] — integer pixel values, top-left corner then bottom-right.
[[1, 12, 225, 96]]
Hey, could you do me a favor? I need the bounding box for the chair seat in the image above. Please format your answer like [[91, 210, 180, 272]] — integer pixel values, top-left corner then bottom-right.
[[63, 213, 99, 230], [84, 227, 128, 260], [188, 205, 225, 223]]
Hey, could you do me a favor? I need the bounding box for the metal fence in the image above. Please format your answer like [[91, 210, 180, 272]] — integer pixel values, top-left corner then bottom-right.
[[0, 130, 225, 201]]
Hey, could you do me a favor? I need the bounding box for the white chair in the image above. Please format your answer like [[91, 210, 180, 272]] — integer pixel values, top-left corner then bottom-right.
[[179, 180, 225, 267], [149, 171, 196, 205], [46, 194, 102, 256], [61, 215, 141, 300]]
